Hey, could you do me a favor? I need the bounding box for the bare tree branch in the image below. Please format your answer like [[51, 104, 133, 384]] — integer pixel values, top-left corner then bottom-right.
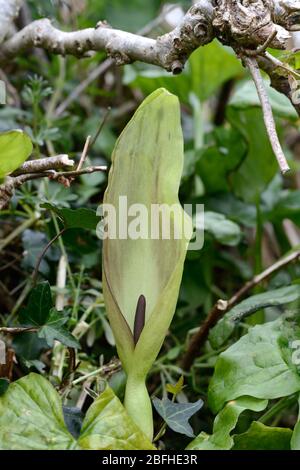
[[12, 154, 74, 175], [0, 164, 107, 210], [0, 2, 215, 73], [1, 1, 298, 72], [181, 248, 300, 370]]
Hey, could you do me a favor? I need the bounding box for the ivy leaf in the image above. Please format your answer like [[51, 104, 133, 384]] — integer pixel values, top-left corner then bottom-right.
[[152, 396, 203, 437], [19, 282, 53, 326], [38, 309, 80, 349], [233, 421, 292, 450], [41, 203, 99, 231], [166, 376, 184, 396], [18, 282, 80, 349], [0, 130, 33, 179], [187, 397, 267, 450], [0, 373, 155, 450], [209, 285, 300, 348], [0, 373, 78, 450]]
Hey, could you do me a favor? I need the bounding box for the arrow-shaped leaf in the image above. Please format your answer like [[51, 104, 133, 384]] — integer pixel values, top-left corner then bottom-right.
[[152, 396, 203, 437]]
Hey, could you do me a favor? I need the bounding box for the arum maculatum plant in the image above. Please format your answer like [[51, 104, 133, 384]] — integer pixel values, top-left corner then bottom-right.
[[102, 88, 192, 440]]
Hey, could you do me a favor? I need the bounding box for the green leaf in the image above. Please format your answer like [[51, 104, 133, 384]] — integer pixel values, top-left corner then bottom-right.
[[0, 130, 32, 179], [38, 309, 80, 349], [13, 332, 48, 360], [166, 376, 184, 396], [196, 128, 246, 194], [228, 107, 278, 203], [230, 79, 298, 120], [209, 285, 300, 348], [203, 211, 242, 246], [208, 319, 300, 413], [0, 374, 154, 450], [41, 203, 99, 230], [19, 282, 53, 326], [291, 395, 300, 450], [19, 282, 80, 349], [190, 40, 243, 102], [233, 421, 292, 450], [0, 373, 77, 450], [152, 397, 203, 438], [0, 379, 9, 396], [229, 80, 298, 121], [78, 386, 155, 450], [187, 397, 267, 450]]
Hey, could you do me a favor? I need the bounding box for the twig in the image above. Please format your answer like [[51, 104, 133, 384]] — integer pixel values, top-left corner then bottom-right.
[[54, 59, 113, 117], [12, 154, 74, 175], [0, 165, 107, 209], [181, 249, 300, 370], [77, 136, 91, 171], [244, 56, 290, 174], [264, 51, 300, 79], [0, 326, 37, 334], [32, 228, 67, 286], [0, 5, 215, 72], [244, 30, 278, 56], [53, 6, 181, 117], [90, 107, 111, 149]]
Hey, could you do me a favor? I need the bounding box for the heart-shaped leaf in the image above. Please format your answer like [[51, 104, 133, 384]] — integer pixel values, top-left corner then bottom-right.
[[153, 396, 203, 437], [0, 373, 155, 450]]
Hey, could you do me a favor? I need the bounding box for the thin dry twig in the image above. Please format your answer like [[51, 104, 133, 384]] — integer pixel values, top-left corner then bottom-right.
[[90, 107, 112, 149], [12, 154, 74, 175], [181, 249, 300, 370], [77, 135, 91, 171], [32, 228, 67, 286], [244, 56, 290, 174], [0, 164, 107, 209]]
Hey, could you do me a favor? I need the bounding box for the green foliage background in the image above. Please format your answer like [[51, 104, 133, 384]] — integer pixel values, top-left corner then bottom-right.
[[1, 0, 300, 450]]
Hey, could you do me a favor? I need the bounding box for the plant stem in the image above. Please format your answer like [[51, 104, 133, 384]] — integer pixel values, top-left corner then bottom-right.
[[124, 373, 153, 441], [259, 395, 297, 424]]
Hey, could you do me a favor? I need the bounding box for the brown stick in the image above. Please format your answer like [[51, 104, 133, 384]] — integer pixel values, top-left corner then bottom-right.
[[181, 249, 300, 370]]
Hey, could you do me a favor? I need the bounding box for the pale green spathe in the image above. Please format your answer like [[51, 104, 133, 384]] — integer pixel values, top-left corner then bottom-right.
[[102, 88, 192, 438]]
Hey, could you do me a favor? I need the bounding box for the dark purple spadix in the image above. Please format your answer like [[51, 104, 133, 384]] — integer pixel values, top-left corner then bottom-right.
[[133, 294, 146, 346]]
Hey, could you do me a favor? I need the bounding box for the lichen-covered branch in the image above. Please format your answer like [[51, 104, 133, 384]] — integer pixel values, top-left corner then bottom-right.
[[12, 154, 74, 175], [0, 0, 23, 44], [0, 1, 215, 73], [0, 1, 299, 73]]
